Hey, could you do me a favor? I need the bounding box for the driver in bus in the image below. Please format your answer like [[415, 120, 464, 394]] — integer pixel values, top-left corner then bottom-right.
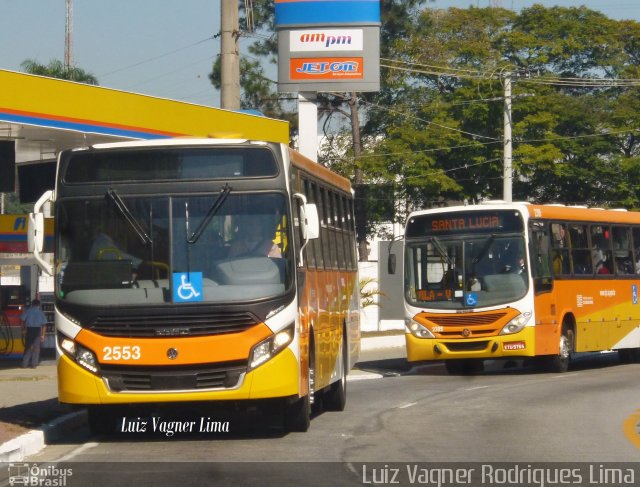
[[228, 216, 282, 258]]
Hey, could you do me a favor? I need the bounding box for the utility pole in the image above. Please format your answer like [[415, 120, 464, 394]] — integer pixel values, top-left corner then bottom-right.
[[64, 0, 73, 69], [503, 72, 513, 202], [220, 0, 240, 110]]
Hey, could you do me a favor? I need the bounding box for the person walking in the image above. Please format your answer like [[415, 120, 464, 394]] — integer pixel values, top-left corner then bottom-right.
[[21, 299, 48, 368]]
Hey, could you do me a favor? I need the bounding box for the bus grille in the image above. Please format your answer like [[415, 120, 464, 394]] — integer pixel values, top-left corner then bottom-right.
[[427, 313, 507, 327], [444, 341, 489, 352], [101, 362, 247, 392], [87, 312, 259, 337]]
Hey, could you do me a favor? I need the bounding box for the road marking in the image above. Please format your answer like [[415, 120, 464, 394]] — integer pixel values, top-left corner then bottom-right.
[[397, 401, 417, 409], [551, 373, 579, 379], [55, 441, 99, 461], [464, 385, 489, 391], [623, 409, 640, 449]]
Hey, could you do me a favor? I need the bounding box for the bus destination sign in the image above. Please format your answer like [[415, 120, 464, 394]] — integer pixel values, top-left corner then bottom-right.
[[417, 289, 453, 302], [406, 210, 524, 237], [430, 215, 500, 232]]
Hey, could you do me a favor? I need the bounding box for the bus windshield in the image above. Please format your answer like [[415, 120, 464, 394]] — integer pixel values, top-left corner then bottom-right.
[[56, 192, 292, 307], [405, 234, 528, 309]]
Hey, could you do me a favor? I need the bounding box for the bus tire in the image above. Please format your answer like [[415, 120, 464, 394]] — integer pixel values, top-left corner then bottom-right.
[[547, 326, 573, 373], [324, 331, 347, 411], [284, 338, 315, 432]]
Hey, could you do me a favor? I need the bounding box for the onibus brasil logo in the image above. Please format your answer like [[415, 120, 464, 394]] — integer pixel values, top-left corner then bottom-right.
[[8, 463, 73, 486]]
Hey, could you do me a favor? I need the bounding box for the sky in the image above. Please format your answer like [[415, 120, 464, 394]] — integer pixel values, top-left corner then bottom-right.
[[0, 0, 638, 110]]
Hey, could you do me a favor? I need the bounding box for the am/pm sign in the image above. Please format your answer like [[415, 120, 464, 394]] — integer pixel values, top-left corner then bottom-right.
[[276, 0, 380, 93], [278, 28, 379, 92], [290, 29, 364, 52]]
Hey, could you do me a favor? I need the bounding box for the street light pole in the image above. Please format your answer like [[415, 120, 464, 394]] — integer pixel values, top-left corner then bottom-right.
[[220, 0, 240, 110], [65, 0, 73, 69], [503, 71, 512, 202]]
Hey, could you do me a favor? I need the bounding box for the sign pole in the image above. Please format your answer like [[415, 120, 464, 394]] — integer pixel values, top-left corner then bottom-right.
[[298, 92, 318, 162]]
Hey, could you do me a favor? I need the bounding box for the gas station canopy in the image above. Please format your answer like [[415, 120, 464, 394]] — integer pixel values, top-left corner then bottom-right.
[[0, 69, 289, 166]]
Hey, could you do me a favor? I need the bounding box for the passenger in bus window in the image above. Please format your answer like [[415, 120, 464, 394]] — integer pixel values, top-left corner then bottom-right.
[[228, 216, 282, 258], [595, 258, 611, 274]]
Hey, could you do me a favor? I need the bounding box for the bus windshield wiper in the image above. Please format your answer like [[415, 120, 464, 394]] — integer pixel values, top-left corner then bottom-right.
[[187, 184, 232, 244], [472, 234, 495, 264], [106, 189, 152, 245], [429, 236, 454, 268]]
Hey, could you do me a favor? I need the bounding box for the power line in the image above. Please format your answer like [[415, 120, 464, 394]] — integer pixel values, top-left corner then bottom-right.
[[381, 58, 640, 86], [99, 35, 217, 78], [359, 97, 501, 141]]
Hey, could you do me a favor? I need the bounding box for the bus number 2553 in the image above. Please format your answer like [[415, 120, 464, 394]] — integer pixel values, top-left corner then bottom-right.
[[103, 345, 141, 361]]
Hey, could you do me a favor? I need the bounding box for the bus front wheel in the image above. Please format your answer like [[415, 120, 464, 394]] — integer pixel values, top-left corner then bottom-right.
[[539, 326, 573, 373], [284, 340, 315, 432]]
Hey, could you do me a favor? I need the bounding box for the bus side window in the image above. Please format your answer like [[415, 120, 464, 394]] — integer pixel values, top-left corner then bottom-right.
[[590, 224, 612, 275], [632, 227, 640, 274], [550, 223, 570, 276], [530, 222, 552, 293], [612, 226, 633, 275], [570, 223, 592, 275]]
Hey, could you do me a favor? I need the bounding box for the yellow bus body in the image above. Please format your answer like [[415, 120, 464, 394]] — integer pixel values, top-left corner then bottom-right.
[[404, 203, 640, 365]]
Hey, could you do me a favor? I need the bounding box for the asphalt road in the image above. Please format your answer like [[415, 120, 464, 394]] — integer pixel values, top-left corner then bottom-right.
[[5, 353, 639, 486]]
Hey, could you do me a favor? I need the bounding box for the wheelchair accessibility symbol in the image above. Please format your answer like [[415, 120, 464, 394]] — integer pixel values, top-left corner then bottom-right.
[[173, 272, 203, 302], [465, 293, 478, 307]]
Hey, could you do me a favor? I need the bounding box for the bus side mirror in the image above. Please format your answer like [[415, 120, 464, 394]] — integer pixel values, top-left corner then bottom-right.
[[29, 190, 54, 276], [388, 254, 396, 275], [28, 213, 44, 253], [303, 203, 319, 240]]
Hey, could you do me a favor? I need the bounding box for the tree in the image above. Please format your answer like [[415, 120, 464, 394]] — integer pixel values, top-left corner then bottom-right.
[[1, 192, 31, 214], [21, 59, 98, 85], [365, 5, 640, 211]]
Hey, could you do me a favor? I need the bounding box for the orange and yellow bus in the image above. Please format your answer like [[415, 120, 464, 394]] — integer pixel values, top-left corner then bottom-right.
[[401, 202, 640, 374], [29, 138, 359, 433]]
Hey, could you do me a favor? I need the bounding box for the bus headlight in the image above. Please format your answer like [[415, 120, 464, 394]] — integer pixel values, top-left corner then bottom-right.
[[59, 335, 100, 374], [499, 312, 532, 335], [248, 323, 294, 371], [406, 319, 435, 339]]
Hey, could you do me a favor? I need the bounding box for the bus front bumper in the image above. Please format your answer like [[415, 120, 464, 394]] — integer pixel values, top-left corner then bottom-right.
[[405, 326, 536, 362], [58, 348, 300, 405]]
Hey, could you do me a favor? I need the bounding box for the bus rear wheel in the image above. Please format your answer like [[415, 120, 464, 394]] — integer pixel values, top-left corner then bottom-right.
[[324, 332, 347, 411]]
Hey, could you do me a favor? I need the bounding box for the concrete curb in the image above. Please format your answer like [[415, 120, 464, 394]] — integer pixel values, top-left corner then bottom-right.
[[0, 410, 86, 462]]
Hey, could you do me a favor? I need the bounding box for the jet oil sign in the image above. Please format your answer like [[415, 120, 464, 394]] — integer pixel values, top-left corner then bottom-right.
[[290, 29, 364, 52], [290, 58, 363, 80]]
